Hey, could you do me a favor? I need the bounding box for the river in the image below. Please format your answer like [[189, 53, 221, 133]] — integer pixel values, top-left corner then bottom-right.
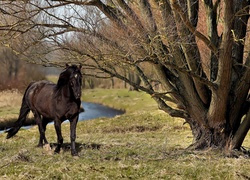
[[0, 102, 125, 133], [79, 102, 125, 120]]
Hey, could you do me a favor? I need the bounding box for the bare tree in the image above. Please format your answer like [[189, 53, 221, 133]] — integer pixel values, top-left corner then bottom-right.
[[0, 0, 250, 153]]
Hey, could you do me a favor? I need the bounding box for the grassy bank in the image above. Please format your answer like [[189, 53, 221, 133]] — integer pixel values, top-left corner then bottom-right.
[[82, 88, 159, 113], [0, 89, 250, 179]]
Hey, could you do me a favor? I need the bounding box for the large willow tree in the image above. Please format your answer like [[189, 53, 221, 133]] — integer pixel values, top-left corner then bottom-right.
[[0, 0, 249, 152]]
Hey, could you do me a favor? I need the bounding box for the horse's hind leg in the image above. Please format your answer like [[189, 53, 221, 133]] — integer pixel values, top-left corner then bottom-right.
[[42, 118, 49, 144], [54, 119, 63, 154], [33, 111, 46, 147]]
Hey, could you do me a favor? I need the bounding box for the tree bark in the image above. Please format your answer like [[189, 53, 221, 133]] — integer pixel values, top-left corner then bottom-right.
[[207, 0, 234, 129]]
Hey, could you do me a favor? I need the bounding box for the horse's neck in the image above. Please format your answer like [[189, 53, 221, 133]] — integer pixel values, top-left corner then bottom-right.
[[56, 84, 72, 101]]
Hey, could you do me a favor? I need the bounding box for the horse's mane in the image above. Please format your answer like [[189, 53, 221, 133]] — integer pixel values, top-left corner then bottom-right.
[[56, 65, 79, 89]]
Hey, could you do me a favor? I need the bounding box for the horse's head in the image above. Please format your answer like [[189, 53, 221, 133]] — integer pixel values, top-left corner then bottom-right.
[[68, 64, 82, 99], [58, 64, 82, 99]]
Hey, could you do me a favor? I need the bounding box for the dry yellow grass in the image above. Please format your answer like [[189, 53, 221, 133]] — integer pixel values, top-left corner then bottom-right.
[[0, 90, 22, 108], [0, 90, 23, 121]]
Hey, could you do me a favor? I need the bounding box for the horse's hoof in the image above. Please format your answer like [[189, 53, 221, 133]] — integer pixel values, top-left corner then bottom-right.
[[37, 144, 43, 148], [71, 151, 78, 157], [54, 151, 60, 155], [54, 148, 60, 154]]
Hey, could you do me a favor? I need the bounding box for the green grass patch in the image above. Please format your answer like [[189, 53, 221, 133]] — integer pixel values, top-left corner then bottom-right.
[[1, 89, 250, 179], [82, 88, 158, 113]]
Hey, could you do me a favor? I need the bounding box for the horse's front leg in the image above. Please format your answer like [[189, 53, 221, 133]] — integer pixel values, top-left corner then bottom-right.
[[69, 116, 79, 156], [54, 119, 63, 154]]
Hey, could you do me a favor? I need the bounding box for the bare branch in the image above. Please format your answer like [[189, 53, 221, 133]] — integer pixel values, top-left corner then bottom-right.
[[170, 0, 218, 54]]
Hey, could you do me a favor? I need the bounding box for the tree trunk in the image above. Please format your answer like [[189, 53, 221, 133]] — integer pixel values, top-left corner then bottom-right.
[[128, 72, 141, 91], [188, 118, 230, 150]]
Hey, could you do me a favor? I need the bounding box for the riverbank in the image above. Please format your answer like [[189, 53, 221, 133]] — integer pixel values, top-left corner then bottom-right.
[[0, 101, 125, 131], [1, 89, 250, 179]]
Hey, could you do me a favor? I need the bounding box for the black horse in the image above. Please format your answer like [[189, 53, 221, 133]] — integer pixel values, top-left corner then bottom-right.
[[6, 64, 82, 156]]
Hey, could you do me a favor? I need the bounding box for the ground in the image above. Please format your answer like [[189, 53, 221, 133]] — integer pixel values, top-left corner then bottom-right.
[[0, 89, 250, 179]]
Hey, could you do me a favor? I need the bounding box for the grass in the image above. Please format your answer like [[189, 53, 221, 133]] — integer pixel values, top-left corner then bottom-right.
[[0, 90, 22, 122], [82, 88, 159, 113], [0, 89, 250, 179]]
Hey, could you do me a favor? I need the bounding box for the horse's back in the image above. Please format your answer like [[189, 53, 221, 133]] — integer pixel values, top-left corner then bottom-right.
[[26, 80, 55, 97], [25, 80, 56, 116]]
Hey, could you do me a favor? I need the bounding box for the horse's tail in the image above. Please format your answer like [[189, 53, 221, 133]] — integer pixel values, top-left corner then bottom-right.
[[6, 83, 33, 139]]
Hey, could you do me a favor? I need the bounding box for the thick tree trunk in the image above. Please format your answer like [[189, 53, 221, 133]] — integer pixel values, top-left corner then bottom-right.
[[188, 118, 229, 150]]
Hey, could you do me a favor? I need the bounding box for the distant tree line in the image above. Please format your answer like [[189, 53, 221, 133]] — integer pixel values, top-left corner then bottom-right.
[[0, 46, 46, 90]]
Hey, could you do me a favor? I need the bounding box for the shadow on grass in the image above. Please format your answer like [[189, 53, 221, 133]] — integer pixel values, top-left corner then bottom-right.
[[49, 142, 102, 153]]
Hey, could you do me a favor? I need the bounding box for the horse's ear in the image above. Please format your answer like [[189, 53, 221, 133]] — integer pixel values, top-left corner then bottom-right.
[[66, 63, 69, 68]]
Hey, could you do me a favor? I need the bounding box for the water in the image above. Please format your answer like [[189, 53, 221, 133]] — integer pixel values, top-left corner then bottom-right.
[[79, 102, 124, 120], [0, 102, 125, 133]]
